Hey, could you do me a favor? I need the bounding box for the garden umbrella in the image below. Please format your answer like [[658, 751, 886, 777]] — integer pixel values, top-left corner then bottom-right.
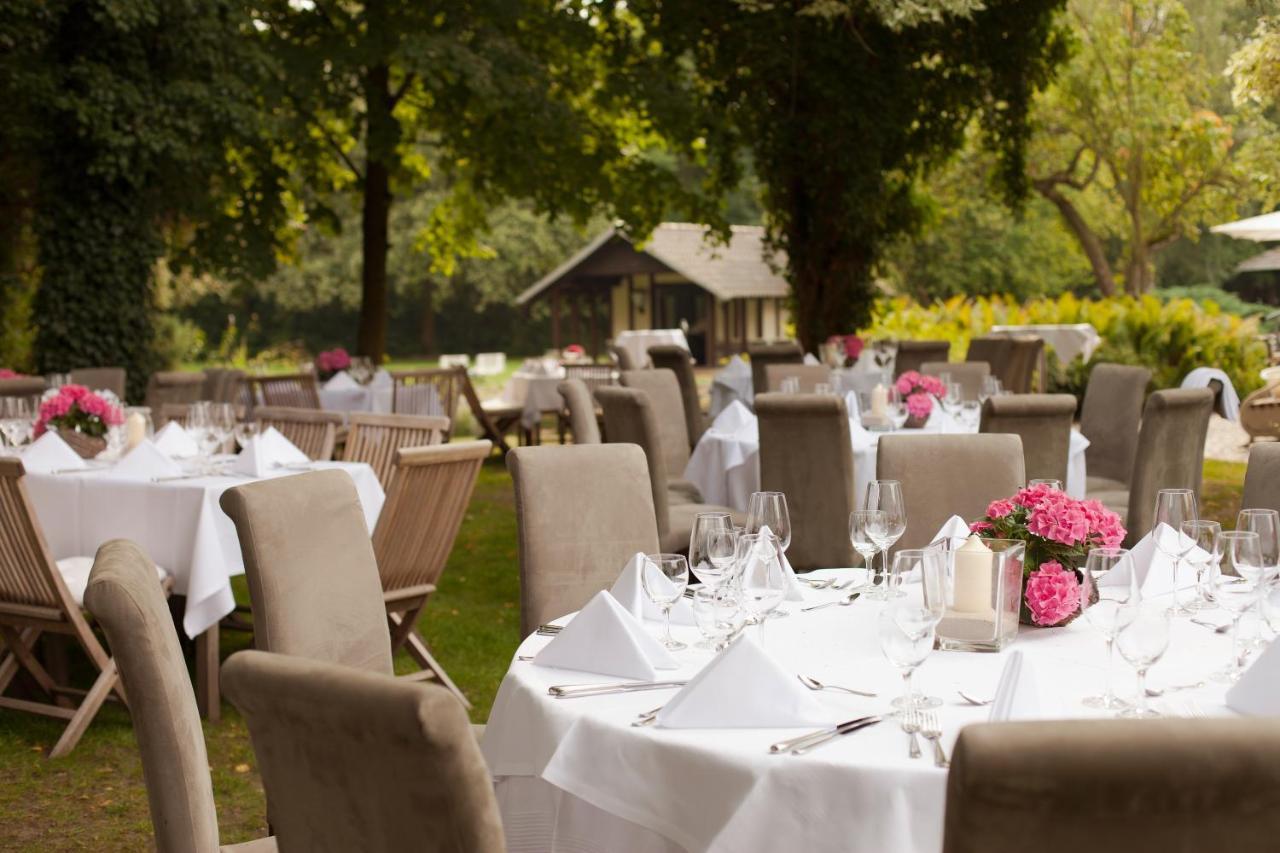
[[1211, 211, 1280, 242]]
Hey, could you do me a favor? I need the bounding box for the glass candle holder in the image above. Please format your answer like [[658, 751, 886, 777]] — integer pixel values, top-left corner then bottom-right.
[[930, 537, 1026, 652]]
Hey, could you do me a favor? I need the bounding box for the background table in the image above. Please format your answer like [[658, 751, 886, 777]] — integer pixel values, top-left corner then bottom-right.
[[318, 370, 394, 414], [483, 571, 1237, 853], [989, 323, 1101, 364], [616, 329, 689, 369]]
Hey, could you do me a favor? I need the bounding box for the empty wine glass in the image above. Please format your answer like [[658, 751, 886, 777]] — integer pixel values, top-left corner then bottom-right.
[[209, 403, 236, 457], [704, 528, 738, 590], [1182, 520, 1222, 611], [711, 585, 748, 651], [1238, 508, 1280, 650], [1079, 547, 1140, 710], [1115, 601, 1171, 718], [893, 549, 946, 708], [814, 382, 833, 396], [1152, 488, 1198, 616], [737, 532, 787, 646], [641, 553, 689, 651], [779, 376, 800, 394], [746, 491, 791, 553], [848, 509, 887, 589], [234, 419, 260, 450], [886, 387, 909, 430], [1028, 479, 1064, 492], [689, 512, 732, 588], [864, 480, 906, 600], [1211, 530, 1263, 683], [878, 602, 938, 710]]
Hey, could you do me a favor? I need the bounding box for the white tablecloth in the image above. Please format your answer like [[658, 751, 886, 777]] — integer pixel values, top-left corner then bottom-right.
[[318, 370, 393, 415], [26, 460, 384, 638], [617, 330, 689, 369], [684, 410, 1089, 512], [709, 358, 754, 418], [493, 369, 569, 430], [483, 570, 1238, 853], [989, 324, 1102, 363]]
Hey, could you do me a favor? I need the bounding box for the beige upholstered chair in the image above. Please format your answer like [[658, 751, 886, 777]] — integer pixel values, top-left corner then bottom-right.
[[1004, 336, 1044, 394], [507, 444, 661, 634], [390, 367, 461, 431], [764, 364, 834, 393], [609, 344, 641, 371], [979, 394, 1077, 485], [219, 470, 393, 675], [648, 345, 705, 448], [223, 650, 504, 853], [0, 376, 46, 399], [620, 368, 702, 502], [596, 386, 742, 553], [253, 405, 343, 461], [557, 379, 601, 444], [158, 402, 192, 427], [245, 372, 321, 410], [343, 412, 450, 489], [922, 361, 991, 401], [557, 363, 615, 444], [83, 541, 273, 852], [943, 719, 1280, 853], [1089, 388, 1214, 545], [372, 441, 489, 706], [145, 371, 206, 411], [202, 368, 246, 406], [893, 340, 950, 378], [748, 341, 804, 396], [757, 393, 856, 569], [878, 434, 1025, 550], [1243, 443, 1280, 513], [70, 367, 126, 399], [1081, 363, 1151, 491], [964, 336, 1012, 385]]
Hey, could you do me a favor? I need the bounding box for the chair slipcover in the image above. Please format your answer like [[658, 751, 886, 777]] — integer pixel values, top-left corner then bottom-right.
[[964, 337, 1012, 384], [1243, 442, 1280, 513], [1081, 363, 1151, 489], [921, 361, 991, 401], [763, 364, 834, 393], [1003, 336, 1044, 394], [648, 345, 705, 448], [70, 367, 126, 400], [893, 340, 950, 379], [979, 394, 1077, 485], [748, 341, 804, 396], [557, 379, 601, 445]]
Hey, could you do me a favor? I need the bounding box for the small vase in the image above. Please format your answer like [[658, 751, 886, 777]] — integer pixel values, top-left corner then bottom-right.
[[905, 413, 929, 429], [59, 428, 107, 460], [1018, 557, 1092, 627]]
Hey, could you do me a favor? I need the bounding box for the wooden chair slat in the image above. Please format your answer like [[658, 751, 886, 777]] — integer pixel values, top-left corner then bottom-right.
[[253, 406, 341, 461]]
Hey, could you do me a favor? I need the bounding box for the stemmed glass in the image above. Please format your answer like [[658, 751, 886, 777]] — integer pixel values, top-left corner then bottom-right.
[[864, 480, 906, 600], [705, 529, 738, 590], [1028, 478, 1064, 492], [978, 375, 1002, 405], [878, 602, 938, 711], [1211, 530, 1263, 683], [848, 509, 887, 589], [0, 398, 31, 454], [746, 491, 792, 615], [886, 387, 908, 430], [1115, 601, 1171, 719], [1237, 508, 1280, 650], [234, 419, 260, 450], [689, 512, 732, 588], [737, 531, 787, 646], [1079, 547, 1140, 710], [892, 548, 946, 708], [186, 403, 214, 471], [1181, 520, 1222, 611], [640, 553, 690, 651], [209, 403, 236, 457], [1152, 488, 1198, 615]]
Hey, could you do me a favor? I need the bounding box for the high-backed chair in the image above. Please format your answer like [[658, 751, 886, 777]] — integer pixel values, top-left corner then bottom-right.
[[596, 386, 742, 553], [979, 394, 1077, 485], [219, 470, 393, 674], [648, 345, 704, 448], [70, 367, 126, 399], [158, 402, 192, 428], [557, 363, 615, 444], [1243, 443, 1280, 513], [1081, 363, 1151, 491], [83, 540, 272, 852], [343, 412, 450, 489], [943, 719, 1280, 853], [748, 341, 804, 396], [894, 340, 950, 379], [372, 441, 489, 706], [922, 361, 991, 401], [878, 434, 1025, 551], [390, 368, 461, 433], [246, 372, 321, 409], [145, 371, 206, 411], [1088, 388, 1214, 544], [202, 368, 246, 406], [253, 405, 343, 461], [764, 364, 833, 393], [756, 393, 855, 569], [223, 651, 504, 853], [557, 379, 601, 444], [0, 376, 46, 399], [620, 368, 702, 502], [609, 344, 640, 372], [507, 444, 661, 634], [965, 336, 1012, 385], [1004, 336, 1044, 394]]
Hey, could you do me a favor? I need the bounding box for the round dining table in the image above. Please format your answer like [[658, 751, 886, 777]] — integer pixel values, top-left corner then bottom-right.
[[481, 570, 1239, 853]]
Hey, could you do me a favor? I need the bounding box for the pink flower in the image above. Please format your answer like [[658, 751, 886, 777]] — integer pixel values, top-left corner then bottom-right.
[[1026, 494, 1091, 547], [843, 335, 864, 359], [1013, 482, 1058, 509], [970, 521, 994, 534], [906, 391, 933, 420], [60, 383, 89, 402], [316, 348, 351, 373], [918, 375, 947, 397], [0, 369, 19, 379], [986, 499, 1015, 519], [1024, 561, 1081, 626], [895, 371, 920, 396], [1080, 499, 1126, 548]]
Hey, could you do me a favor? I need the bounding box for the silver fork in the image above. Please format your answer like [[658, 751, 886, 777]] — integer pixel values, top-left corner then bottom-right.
[[901, 709, 922, 759], [920, 711, 948, 768]]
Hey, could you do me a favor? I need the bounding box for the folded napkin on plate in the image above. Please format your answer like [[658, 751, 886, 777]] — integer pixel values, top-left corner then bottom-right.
[[152, 421, 199, 459], [533, 590, 679, 680], [323, 371, 359, 390], [932, 515, 972, 549], [1100, 523, 1202, 596], [1226, 640, 1280, 716], [610, 552, 697, 626], [754, 525, 805, 602], [656, 635, 829, 728], [110, 440, 183, 480], [370, 369, 393, 388], [709, 400, 755, 435], [21, 432, 86, 474], [989, 650, 1058, 722], [232, 427, 309, 477]]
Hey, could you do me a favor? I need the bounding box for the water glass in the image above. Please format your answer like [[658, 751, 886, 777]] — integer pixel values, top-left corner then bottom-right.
[[1079, 547, 1140, 710], [1237, 508, 1280, 649], [690, 588, 724, 651], [641, 553, 690, 651], [814, 382, 833, 396], [1212, 530, 1263, 683], [711, 585, 749, 651], [1181, 520, 1222, 611], [1028, 479, 1064, 492], [878, 603, 937, 710], [864, 480, 907, 600], [848, 509, 887, 588], [1152, 488, 1198, 615], [779, 377, 800, 394], [1115, 601, 1171, 718], [689, 512, 732, 588], [737, 532, 787, 645]]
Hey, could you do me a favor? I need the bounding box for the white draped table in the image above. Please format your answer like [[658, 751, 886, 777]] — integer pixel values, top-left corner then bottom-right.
[[616, 329, 689, 369], [989, 324, 1102, 364], [483, 571, 1238, 853], [317, 370, 394, 415]]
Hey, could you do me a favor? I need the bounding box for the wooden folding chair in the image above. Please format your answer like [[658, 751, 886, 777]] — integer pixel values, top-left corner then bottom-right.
[[0, 458, 160, 757], [144, 371, 206, 411], [246, 372, 322, 409], [373, 441, 490, 707], [456, 367, 516, 455], [343, 412, 450, 489], [389, 368, 461, 433], [253, 405, 342, 460]]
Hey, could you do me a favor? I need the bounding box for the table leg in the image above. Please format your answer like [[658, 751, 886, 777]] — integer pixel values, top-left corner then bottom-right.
[[195, 624, 220, 722]]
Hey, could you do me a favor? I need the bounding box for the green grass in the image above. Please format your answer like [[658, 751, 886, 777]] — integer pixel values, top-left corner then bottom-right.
[[0, 456, 1248, 848]]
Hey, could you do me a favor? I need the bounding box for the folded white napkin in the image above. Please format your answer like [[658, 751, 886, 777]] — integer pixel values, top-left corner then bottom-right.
[[932, 515, 972, 549], [152, 422, 199, 459], [21, 432, 86, 474], [754, 525, 805, 602], [842, 391, 861, 421], [109, 440, 183, 480], [1226, 640, 1280, 716], [609, 553, 697, 626], [323, 371, 359, 390], [533, 590, 679, 680], [656, 635, 829, 728], [371, 369, 393, 388], [232, 427, 309, 477], [802, 353, 820, 365], [989, 650, 1058, 721], [720, 354, 750, 379], [710, 400, 755, 435], [1100, 523, 1203, 596]]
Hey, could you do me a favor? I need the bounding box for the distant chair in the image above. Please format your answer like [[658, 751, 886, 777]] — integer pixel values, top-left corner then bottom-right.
[[472, 352, 507, 376], [557, 379, 601, 444], [764, 364, 833, 393], [964, 337, 1013, 385], [144, 371, 205, 411], [343, 412, 450, 489], [748, 341, 804, 396], [609, 344, 641, 372], [757, 393, 856, 570], [648, 345, 705, 448], [894, 340, 950, 379], [1240, 381, 1280, 443], [1081, 363, 1152, 493], [438, 354, 471, 370], [979, 394, 1077, 485], [1243, 443, 1280, 513], [0, 376, 46, 400], [201, 367, 246, 406], [1004, 336, 1045, 394], [922, 361, 990, 401], [157, 403, 191, 428], [390, 368, 461, 433], [70, 367, 126, 399], [253, 405, 343, 460], [246, 371, 321, 410], [878, 434, 1025, 551], [619, 368, 702, 502]]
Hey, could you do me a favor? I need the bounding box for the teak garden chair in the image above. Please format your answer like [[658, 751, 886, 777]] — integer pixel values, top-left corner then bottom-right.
[[246, 372, 322, 409], [343, 412, 450, 489], [252, 405, 342, 460]]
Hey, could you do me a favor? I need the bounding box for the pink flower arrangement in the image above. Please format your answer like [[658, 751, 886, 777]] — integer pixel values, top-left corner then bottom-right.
[[894, 370, 947, 421], [563, 344, 586, 359], [825, 334, 866, 367], [0, 369, 22, 379], [971, 483, 1126, 627], [314, 347, 351, 377], [34, 384, 124, 439]]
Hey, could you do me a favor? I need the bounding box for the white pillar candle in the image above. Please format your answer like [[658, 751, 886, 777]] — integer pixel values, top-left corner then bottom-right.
[[870, 383, 888, 418], [125, 412, 147, 450], [952, 534, 994, 614]]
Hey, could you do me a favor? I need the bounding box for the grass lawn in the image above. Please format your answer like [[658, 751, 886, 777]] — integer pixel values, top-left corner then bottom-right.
[[0, 457, 1249, 848]]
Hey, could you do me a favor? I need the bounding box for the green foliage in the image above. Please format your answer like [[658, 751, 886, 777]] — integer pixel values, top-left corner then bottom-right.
[[1228, 11, 1280, 108], [1157, 284, 1270, 317]]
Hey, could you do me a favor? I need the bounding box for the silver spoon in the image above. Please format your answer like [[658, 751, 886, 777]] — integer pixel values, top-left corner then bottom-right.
[[801, 592, 861, 613], [800, 577, 835, 589], [1191, 619, 1232, 635], [1145, 680, 1206, 697], [797, 674, 878, 698], [957, 690, 993, 706]]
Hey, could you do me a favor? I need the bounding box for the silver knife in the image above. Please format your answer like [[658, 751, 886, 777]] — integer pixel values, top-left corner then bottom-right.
[[548, 680, 688, 698], [791, 716, 884, 755], [769, 714, 880, 754]]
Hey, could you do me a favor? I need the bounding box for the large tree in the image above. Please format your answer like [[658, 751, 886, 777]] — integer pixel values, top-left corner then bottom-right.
[[600, 0, 1068, 350]]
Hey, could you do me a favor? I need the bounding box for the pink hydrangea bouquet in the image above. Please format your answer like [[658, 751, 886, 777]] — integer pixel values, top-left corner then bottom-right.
[[825, 334, 865, 367], [0, 368, 24, 379], [314, 347, 351, 379], [970, 483, 1126, 627], [894, 370, 947, 425], [34, 384, 124, 440]]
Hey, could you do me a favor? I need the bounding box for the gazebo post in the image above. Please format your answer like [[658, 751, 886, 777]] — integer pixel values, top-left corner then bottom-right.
[[705, 291, 717, 365], [551, 288, 562, 350], [570, 292, 581, 348], [588, 294, 600, 361]]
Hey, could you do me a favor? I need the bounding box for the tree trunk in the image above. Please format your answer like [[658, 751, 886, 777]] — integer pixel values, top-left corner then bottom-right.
[[420, 277, 436, 355], [1035, 181, 1116, 297], [356, 58, 395, 362]]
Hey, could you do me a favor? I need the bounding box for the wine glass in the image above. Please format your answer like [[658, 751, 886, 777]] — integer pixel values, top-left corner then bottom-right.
[[848, 509, 886, 589], [1211, 530, 1263, 683], [893, 548, 946, 708], [1237, 508, 1280, 650], [886, 387, 909, 430], [1115, 601, 1171, 719], [779, 376, 800, 394], [1028, 478, 1064, 492], [878, 602, 937, 710], [209, 403, 236, 457], [641, 553, 689, 651], [1181, 520, 1222, 611], [711, 585, 748, 651], [1079, 547, 1140, 710], [1152, 488, 1198, 616], [737, 532, 787, 646], [234, 419, 260, 450], [864, 480, 906, 600], [746, 491, 791, 554], [689, 512, 732, 588], [705, 528, 738, 590]]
